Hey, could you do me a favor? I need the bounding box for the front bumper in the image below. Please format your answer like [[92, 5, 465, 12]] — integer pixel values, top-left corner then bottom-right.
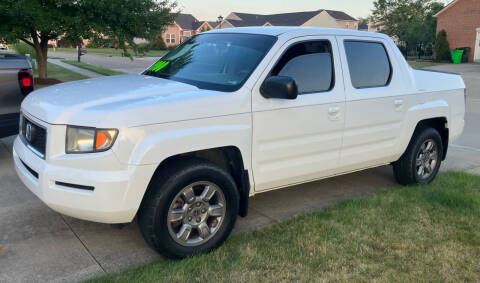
[[13, 136, 156, 224]]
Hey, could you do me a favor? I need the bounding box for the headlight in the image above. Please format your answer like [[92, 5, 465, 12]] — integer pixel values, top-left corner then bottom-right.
[[66, 126, 118, 153]]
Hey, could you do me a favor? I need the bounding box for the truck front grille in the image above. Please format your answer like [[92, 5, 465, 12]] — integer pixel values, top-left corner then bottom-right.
[[20, 116, 47, 159]]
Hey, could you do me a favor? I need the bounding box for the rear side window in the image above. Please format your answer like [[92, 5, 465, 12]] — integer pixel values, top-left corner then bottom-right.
[[344, 41, 391, 88], [270, 41, 334, 94]]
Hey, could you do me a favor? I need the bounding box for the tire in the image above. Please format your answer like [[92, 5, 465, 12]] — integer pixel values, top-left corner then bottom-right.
[[393, 127, 443, 185], [138, 157, 239, 259]]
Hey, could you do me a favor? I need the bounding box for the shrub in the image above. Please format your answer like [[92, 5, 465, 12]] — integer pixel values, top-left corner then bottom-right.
[[87, 37, 112, 48], [135, 35, 167, 55], [434, 30, 450, 62], [57, 37, 82, 48], [148, 35, 167, 50], [13, 42, 36, 59]]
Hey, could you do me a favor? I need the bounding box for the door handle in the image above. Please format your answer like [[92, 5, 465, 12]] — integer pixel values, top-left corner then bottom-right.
[[328, 106, 341, 114], [394, 99, 404, 107], [328, 106, 341, 120]]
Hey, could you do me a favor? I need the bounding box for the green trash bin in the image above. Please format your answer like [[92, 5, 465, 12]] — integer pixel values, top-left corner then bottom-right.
[[451, 49, 464, 64]]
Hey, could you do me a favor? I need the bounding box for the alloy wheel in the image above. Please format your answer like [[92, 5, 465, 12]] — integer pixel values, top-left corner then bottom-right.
[[415, 139, 439, 180], [167, 181, 226, 247]]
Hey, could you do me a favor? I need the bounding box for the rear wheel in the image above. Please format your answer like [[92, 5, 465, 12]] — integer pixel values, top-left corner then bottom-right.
[[139, 158, 239, 259], [393, 127, 443, 185]]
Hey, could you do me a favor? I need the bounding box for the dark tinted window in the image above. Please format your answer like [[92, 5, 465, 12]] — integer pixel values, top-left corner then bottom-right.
[[271, 41, 334, 94], [344, 41, 391, 88], [143, 33, 277, 92]]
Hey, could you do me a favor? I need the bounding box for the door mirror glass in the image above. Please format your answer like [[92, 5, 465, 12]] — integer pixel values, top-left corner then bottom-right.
[[260, 76, 298, 100]]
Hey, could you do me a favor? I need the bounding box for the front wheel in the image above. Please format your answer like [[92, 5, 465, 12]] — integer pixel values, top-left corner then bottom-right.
[[393, 127, 443, 185], [139, 158, 239, 259]]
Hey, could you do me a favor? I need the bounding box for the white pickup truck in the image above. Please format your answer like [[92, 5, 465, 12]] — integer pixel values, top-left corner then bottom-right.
[[14, 27, 465, 258]]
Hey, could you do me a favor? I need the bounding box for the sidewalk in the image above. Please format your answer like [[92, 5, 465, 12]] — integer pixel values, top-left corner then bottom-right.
[[47, 59, 104, 78], [48, 52, 157, 74]]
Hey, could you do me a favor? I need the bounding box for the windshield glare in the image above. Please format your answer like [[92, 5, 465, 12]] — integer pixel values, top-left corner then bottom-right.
[[143, 33, 277, 92]]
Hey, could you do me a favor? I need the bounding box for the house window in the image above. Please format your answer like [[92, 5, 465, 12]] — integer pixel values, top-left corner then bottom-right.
[[165, 34, 176, 44]]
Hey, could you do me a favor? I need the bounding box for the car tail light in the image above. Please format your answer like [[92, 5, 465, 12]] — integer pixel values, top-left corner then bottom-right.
[[18, 69, 34, 96]]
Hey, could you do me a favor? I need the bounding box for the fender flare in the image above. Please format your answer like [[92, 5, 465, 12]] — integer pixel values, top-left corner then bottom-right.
[[395, 100, 449, 160]]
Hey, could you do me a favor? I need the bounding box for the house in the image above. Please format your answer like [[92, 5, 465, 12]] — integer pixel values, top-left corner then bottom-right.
[[358, 24, 369, 32], [162, 14, 219, 47], [435, 0, 480, 62], [217, 10, 358, 30]]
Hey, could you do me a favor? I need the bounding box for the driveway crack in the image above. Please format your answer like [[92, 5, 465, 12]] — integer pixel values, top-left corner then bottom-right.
[[60, 215, 107, 273]]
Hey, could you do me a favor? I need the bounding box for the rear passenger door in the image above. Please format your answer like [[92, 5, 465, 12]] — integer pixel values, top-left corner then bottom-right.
[[337, 36, 410, 171], [252, 36, 345, 191]]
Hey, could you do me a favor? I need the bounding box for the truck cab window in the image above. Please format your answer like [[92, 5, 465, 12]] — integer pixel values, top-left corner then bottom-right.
[[270, 40, 334, 94], [344, 41, 392, 88]]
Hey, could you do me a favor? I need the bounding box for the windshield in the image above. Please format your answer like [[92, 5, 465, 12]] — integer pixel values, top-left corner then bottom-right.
[[143, 33, 277, 92]]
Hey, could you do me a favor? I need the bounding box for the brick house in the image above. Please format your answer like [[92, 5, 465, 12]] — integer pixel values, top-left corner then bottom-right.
[[435, 0, 480, 62], [162, 14, 218, 47], [217, 10, 358, 30]]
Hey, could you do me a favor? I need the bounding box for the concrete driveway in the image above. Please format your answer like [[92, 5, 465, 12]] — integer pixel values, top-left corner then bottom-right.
[[1, 63, 479, 282]]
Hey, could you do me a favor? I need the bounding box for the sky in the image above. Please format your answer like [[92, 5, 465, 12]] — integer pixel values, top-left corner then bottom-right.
[[176, 0, 377, 21]]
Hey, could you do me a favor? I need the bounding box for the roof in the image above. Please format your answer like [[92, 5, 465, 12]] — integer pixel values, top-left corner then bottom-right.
[[207, 21, 220, 29], [435, 0, 460, 17], [191, 21, 204, 30], [175, 14, 201, 30], [208, 26, 388, 39], [190, 20, 220, 31], [175, 14, 220, 31], [226, 10, 357, 27], [323, 10, 357, 21]]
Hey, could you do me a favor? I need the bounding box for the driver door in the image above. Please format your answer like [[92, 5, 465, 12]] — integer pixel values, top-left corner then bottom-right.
[[251, 36, 346, 192]]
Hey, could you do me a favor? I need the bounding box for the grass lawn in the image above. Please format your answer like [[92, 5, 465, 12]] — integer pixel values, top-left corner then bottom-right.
[[90, 172, 480, 282], [408, 61, 446, 69], [34, 62, 89, 89], [49, 47, 167, 57], [61, 60, 125, 76]]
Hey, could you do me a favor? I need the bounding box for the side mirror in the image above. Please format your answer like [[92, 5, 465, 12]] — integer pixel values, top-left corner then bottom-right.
[[260, 76, 298, 100]]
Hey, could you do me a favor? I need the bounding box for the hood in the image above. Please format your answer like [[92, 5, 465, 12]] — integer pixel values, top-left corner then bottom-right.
[[21, 75, 241, 128]]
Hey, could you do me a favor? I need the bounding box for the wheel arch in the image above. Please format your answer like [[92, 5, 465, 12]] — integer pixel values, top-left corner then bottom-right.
[[141, 146, 251, 218], [399, 116, 449, 162], [413, 117, 449, 160], [396, 100, 450, 161]]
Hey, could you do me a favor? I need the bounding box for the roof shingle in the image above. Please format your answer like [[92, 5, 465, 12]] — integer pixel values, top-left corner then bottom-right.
[[227, 9, 357, 27], [323, 10, 357, 21], [175, 14, 200, 30]]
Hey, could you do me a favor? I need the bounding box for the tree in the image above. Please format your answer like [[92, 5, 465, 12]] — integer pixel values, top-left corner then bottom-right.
[[371, 0, 444, 51], [434, 30, 450, 62], [358, 17, 369, 27], [0, 0, 177, 79]]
